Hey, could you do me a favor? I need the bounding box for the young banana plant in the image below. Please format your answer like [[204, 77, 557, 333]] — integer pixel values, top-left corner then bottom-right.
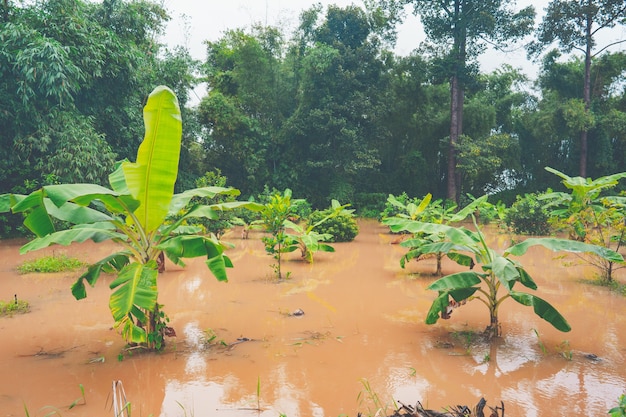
[[384, 213, 623, 338], [1, 86, 261, 350]]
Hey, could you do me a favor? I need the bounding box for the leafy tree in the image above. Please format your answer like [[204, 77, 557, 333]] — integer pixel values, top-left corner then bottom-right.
[[1, 86, 260, 351], [368, 0, 535, 202], [518, 52, 626, 187], [0, 0, 196, 198], [384, 216, 622, 338], [529, 0, 626, 177], [280, 5, 386, 206], [199, 26, 290, 197], [375, 54, 448, 197]]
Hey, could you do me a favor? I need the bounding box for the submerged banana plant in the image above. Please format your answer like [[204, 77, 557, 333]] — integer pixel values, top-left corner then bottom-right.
[[384, 215, 623, 338], [1, 86, 261, 350]]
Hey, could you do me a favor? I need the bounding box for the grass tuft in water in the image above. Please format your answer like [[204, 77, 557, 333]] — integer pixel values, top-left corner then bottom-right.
[[580, 277, 626, 297], [17, 254, 86, 274], [0, 296, 29, 316]]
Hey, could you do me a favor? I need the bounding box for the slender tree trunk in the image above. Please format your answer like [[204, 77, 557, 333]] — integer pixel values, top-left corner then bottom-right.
[[447, 2, 466, 204], [580, 8, 593, 178], [447, 74, 460, 202]]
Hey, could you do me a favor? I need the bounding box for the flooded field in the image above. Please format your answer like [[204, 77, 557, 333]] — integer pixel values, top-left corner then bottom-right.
[[0, 219, 625, 417]]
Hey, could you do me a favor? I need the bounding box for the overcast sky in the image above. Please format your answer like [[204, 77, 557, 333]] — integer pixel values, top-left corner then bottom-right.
[[160, 0, 626, 82]]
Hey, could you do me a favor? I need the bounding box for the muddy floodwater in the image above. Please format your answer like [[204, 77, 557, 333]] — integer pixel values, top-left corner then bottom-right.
[[1, 219, 625, 417]]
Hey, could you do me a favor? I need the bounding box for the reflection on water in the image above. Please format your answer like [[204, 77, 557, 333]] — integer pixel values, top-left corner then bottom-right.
[[0, 221, 624, 416]]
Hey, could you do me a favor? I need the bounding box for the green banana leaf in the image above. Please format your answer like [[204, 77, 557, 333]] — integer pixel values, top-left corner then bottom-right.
[[168, 186, 242, 214], [72, 252, 131, 300], [490, 256, 520, 291], [158, 235, 232, 281], [19, 222, 126, 254], [425, 287, 479, 324], [427, 271, 483, 292], [506, 237, 624, 263], [109, 262, 158, 318], [509, 291, 571, 332], [122, 86, 182, 233]]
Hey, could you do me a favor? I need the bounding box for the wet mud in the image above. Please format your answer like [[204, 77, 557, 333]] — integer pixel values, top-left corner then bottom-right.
[[0, 220, 625, 416]]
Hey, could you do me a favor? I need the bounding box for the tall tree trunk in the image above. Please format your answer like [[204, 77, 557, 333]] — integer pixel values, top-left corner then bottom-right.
[[447, 74, 460, 202], [580, 11, 593, 178], [447, 2, 466, 203]]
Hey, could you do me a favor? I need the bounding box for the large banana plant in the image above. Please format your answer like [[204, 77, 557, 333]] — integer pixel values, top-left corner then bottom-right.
[[0, 86, 261, 350], [383, 215, 623, 338]]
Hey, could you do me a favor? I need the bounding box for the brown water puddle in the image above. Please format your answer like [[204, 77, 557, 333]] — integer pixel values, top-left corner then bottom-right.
[[0, 220, 625, 417]]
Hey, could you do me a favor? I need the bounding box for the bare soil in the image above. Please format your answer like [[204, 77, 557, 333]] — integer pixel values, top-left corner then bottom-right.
[[0, 219, 625, 417]]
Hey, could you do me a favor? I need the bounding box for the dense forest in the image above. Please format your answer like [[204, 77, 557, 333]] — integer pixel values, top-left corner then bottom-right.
[[1, 0, 625, 228]]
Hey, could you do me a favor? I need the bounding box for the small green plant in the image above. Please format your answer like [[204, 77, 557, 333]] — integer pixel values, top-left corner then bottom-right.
[[357, 378, 392, 417], [388, 195, 489, 276], [68, 384, 86, 409], [308, 200, 358, 242], [609, 394, 626, 417], [533, 328, 547, 355], [556, 340, 573, 361], [17, 254, 86, 274], [256, 376, 261, 411], [0, 296, 29, 316], [504, 193, 551, 235], [260, 189, 299, 279], [176, 400, 195, 417]]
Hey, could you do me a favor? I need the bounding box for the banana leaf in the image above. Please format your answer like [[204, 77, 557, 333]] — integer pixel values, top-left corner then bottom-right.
[[506, 237, 624, 263], [510, 291, 571, 332], [122, 86, 182, 233]]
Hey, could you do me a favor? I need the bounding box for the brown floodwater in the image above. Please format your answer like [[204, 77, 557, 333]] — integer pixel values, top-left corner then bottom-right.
[[0, 219, 625, 417]]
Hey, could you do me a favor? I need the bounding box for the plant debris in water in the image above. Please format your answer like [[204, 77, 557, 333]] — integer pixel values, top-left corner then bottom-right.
[[384, 398, 504, 417]]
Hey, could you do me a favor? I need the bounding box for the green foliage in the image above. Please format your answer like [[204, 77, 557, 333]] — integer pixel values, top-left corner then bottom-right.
[[353, 192, 386, 218], [384, 215, 622, 338], [505, 193, 551, 235], [17, 254, 86, 274], [0, 298, 30, 316], [169, 169, 237, 238], [260, 189, 298, 279], [308, 209, 358, 243], [385, 194, 489, 275], [283, 200, 352, 262], [541, 167, 626, 281], [609, 394, 626, 417]]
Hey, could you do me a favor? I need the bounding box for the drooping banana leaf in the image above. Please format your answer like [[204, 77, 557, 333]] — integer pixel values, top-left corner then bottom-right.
[[427, 271, 483, 292], [19, 222, 126, 254], [509, 291, 571, 332], [506, 237, 624, 263], [72, 252, 132, 300], [158, 235, 232, 281]]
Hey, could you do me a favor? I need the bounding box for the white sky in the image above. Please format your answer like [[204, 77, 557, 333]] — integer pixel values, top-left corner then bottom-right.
[[160, 0, 626, 82]]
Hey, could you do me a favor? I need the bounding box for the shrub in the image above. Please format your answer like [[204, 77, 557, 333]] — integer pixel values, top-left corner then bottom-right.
[[353, 192, 386, 218], [505, 193, 551, 235], [308, 210, 359, 242]]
